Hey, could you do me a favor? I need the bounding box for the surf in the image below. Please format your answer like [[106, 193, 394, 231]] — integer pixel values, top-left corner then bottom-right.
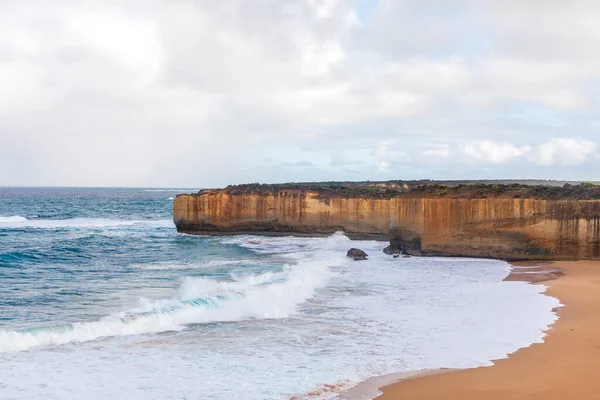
[[0, 216, 173, 229], [0, 215, 28, 223], [0, 255, 334, 352]]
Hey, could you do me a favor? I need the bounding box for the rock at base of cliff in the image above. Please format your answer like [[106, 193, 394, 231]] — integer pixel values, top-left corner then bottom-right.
[[383, 237, 403, 256], [347, 248, 368, 261]]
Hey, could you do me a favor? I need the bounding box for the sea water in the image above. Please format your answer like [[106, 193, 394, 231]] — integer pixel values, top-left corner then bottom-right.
[[0, 188, 560, 399]]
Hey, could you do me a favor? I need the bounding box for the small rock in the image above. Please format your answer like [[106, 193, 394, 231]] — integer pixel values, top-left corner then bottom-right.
[[347, 248, 368, 261], [383, 237, 403, 255]]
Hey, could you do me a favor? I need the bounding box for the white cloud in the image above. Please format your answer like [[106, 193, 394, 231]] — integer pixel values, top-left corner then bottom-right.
[[372, 141, 392, 172], [1, 1, 600, 186], [307, 0, 341, 20], [64, 7, 163, 83], [464, 58, 592, 110], [460, 138, 598, 168], [423, 144, 451, 159], [377, 160, 390, 172], [462, 141, 531, 164], [528, 138, 598, 166]]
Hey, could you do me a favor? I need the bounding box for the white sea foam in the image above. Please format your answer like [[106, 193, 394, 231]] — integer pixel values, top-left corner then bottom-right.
[[0, 255, 333, 352], [0, 215, 28, 223], [221, 232, 349, 254], [131, 259, 263, 271], [0, 233, 561, 400], [0, 217, 174, 229]]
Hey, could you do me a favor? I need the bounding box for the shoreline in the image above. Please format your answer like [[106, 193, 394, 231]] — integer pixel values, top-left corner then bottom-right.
[[374, 260, 599, 399], [332, 260, 561, 400], [333, 370, 450, 400]]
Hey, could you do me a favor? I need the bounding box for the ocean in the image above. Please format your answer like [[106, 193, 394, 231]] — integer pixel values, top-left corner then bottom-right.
[[0, 187, 560, 400]]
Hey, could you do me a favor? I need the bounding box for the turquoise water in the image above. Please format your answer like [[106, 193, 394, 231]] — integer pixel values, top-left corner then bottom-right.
[[0, 188, 560, 399], [1, 187, 222, 330]]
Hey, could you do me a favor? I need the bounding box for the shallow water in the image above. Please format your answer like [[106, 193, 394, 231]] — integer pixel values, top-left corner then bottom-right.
[[0, 188, 560, 399]]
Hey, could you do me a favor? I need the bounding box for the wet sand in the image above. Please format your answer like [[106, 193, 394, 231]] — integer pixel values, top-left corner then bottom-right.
[[376, 260, 600, 400]]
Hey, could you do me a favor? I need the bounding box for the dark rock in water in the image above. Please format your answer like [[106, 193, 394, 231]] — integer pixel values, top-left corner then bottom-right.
[[393, 254, 400, 258], [383, 237, 403, 256], [347, 248, 368, 261], [384, 245, 400, 255]]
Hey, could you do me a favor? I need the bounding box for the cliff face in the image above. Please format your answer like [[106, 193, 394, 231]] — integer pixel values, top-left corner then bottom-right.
[[174, 190, 600, 260]]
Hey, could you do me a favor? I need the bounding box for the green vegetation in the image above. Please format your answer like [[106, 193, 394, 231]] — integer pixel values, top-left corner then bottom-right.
[[194, 180, 600, 200], [218, 182, 407, 199]]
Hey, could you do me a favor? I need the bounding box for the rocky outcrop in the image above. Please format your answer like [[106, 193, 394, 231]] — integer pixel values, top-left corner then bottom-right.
[[347, 248, 368, 261], [173, 186, 600, 261]]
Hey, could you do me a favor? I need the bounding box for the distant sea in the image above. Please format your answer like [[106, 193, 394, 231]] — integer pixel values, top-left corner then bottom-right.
[[0, 187, 560, 400]]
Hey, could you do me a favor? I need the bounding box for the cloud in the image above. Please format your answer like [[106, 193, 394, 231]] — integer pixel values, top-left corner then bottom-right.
[[423, 144, 451, 159], [372, 141, 393, 172], [461, 138, 598, 168], [462, 141, 531, 164], [377, 160, 390, 172], [528, 138, 598, 166], [1, 1, 600, 186]]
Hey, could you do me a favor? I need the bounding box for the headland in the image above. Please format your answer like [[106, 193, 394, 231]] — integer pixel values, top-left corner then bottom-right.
[[174, 180, 600, 260]]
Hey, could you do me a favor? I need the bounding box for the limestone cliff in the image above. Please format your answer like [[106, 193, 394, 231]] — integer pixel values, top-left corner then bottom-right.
[[174, 183, 600, 261]]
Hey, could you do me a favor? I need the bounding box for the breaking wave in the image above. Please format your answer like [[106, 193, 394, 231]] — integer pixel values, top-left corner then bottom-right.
[[0, 215, 28, 223], [0, 217, 173, 229], [221, 232, 353, 254], [0, 256, 334, 352], [132, 259, 264, 271]]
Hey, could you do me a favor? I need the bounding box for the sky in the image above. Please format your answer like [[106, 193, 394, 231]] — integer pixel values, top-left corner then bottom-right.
[[1, 0, 600, 187]]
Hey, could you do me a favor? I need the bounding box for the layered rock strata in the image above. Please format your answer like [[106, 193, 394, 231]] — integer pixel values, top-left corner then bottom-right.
[[174, 189, 600, 260]]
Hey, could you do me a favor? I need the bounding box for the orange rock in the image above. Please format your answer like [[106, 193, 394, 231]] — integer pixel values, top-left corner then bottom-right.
[[173, 190, 600, 260]]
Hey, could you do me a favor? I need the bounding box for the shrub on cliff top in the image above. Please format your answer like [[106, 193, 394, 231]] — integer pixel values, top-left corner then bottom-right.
[[202, 180, 600, 200]]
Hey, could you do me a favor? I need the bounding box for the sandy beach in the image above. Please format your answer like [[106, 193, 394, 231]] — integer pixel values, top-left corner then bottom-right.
[[377, 260, 600, 399]]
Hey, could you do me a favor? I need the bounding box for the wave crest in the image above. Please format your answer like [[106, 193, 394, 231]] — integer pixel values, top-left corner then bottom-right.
[[0, 217, 173, 229], [0, 256, 334, 352], [0, 215, 28, 223]]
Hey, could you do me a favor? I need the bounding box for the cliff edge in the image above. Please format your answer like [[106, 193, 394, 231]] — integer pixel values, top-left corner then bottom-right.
[[174, 181, 600, 261]]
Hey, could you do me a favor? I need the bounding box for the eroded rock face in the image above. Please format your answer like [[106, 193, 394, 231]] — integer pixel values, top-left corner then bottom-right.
[[174, 191, 600, 261], [347, 248, 368, 261]]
